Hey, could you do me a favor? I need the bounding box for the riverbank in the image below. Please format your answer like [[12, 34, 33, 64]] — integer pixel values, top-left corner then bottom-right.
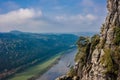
[[9, 53, 62, 80], [37, 49, 77, 80], [9, 49, 75, 80]]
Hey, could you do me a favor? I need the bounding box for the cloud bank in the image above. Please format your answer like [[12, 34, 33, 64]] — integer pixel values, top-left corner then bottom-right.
[[0, 8, 44, 32], [0, 8, 42, 25], [0, 0, 107, 33]]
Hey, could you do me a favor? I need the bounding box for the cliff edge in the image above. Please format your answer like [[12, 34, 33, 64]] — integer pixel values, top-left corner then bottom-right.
[[56, 0, 120, 80]]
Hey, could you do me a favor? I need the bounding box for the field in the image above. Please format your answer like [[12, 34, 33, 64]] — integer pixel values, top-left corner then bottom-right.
[[9, 53, 62, 80]]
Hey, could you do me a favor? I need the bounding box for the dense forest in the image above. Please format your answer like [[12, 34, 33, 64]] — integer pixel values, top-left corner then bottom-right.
[[0, 31, 78, 79]]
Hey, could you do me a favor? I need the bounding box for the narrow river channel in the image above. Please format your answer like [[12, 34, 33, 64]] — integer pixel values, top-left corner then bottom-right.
[[36, 49, 77, 80]]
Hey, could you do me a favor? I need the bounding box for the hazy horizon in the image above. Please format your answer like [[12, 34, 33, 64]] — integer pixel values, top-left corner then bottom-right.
[[0, 30, 99, 34]]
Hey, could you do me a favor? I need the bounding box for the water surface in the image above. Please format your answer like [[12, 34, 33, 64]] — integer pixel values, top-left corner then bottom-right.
[[36, 49, 77, 80]]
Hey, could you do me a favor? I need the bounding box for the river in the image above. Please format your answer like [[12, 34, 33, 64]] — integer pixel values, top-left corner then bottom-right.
[[36, 49, 77, 80]]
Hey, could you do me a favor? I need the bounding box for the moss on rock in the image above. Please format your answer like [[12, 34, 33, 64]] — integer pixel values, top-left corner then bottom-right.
[[100, 49, 118, 75], [113, 27, 120, 45]]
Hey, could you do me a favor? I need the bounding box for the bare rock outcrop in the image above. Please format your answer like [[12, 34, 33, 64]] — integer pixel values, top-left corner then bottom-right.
[[56, 0, 120, 80], [78, 0, 120, 80]]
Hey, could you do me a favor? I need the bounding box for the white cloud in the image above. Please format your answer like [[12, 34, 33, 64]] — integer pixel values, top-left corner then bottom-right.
[[52, 13, 103, 32], [0, 8, 45, 32], [86, 14, 97, 21], [0, 4, 105, 33], [55, 14, 97, 24], [0, 8, 42, 25]]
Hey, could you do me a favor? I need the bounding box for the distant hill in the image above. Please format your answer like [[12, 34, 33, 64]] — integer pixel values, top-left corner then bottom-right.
[[72, 32, 98, 37], [10, 30, 23, 33], [0, 31, 78, 79]]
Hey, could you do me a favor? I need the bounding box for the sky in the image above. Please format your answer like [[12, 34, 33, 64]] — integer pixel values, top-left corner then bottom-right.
[[0, 0, 107, 33]]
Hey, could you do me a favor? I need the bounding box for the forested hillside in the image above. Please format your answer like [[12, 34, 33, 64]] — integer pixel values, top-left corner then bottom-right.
[[0, 31, 78, 79]]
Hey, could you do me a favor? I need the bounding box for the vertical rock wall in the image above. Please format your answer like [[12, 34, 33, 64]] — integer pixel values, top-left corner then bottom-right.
[[79, 0, 120, 80], [56, 0, 120, 80]]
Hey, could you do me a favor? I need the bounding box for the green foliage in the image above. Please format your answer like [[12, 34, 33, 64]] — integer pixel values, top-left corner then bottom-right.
[[74, 52, 85, 64], [0, 32, 78, 78], [100, 38, 106, 48], [75, 35, 100, 73], [100, 49, 118, 75], [77, 36, 90, 47], [91, 34, 100, 52], [67, 66, 76, 77], [113, 47, 120, 62], [114, 27, 120, 45], [75, 36, 91, 68], [10, 54, 61, 80], [101, 49, 113, 72]]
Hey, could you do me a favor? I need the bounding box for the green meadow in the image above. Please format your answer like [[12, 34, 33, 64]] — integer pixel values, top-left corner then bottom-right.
[[9, 53, 62, 80]]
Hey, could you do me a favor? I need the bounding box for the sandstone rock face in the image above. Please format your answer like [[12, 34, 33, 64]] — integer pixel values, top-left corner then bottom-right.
[[78, 0, 120, 80], [102, 0, 120, 48], [56, 0, 120, 80], [84, 49, 106, 80]]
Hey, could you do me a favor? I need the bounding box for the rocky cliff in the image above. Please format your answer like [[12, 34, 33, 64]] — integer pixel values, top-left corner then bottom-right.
[[56, 0, 120, 80]]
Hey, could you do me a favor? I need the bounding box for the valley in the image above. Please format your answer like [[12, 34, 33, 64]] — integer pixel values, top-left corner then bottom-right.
[[0, 31, 78, 80]]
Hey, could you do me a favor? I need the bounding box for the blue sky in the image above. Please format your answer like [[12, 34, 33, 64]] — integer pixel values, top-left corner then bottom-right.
[[0, 0, 107, 33]]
